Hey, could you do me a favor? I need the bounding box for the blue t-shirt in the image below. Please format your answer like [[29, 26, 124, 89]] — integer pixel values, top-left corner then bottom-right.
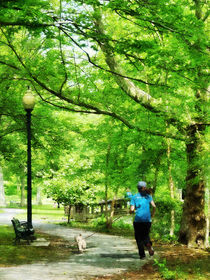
[[130, 193, 153, 222]]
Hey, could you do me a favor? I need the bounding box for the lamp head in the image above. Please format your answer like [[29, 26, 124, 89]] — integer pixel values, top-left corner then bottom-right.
[[22, 88, 35, 110]]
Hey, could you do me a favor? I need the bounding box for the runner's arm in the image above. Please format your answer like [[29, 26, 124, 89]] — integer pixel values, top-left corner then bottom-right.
[[130, 205, 135, 213], [130, 196, 135, 214], [150, 200, 156, 218]]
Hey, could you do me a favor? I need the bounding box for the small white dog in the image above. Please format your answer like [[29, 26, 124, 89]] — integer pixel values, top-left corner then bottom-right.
[[74, 234, 86, 253]]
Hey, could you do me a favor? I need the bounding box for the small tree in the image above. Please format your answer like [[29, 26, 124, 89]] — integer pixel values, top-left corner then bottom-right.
[[44, 176, 96, 223]]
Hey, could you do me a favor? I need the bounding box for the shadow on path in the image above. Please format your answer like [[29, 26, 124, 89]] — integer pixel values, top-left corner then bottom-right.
[[0, 208, 154, 280]]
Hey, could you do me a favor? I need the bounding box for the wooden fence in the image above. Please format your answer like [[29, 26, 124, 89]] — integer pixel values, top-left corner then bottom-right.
[[64, 198, 130, 222]]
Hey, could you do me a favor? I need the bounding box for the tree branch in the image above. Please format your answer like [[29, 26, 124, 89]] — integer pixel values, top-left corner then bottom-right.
[[32, 86, 185, 141], [1, 26, 185, 141], [0, 128, 24, 139], [59, 26, 157, 86], [0, 60, 20, 70], [0, 21, 53, 28], [58, 0, 68, 94], [92, 9, 186, 130]]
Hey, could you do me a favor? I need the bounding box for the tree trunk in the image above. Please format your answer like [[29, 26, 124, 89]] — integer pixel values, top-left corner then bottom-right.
[[205, 188, 209, 248], [179, 125, 206, 248], [167, 138, 175, 237], [67, 204, 71, 224], [153, 160, 160, 194], [153, 150, 164, 194], [0, 166, 6, 206], [106, 197, 116, 229], [20, 176, 26, 207], [105, 143, 111, 227], [36, 186, 42, 205]]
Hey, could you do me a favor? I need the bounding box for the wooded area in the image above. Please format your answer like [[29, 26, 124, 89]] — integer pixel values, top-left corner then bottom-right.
[[0, 0, 209, 249]]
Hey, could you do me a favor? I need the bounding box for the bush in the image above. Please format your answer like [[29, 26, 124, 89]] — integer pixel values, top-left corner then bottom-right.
[[151, 195, 182, 243], [154, 258, 177, 280], [155, 196, 182, 214], [113, 217, 133, 230]]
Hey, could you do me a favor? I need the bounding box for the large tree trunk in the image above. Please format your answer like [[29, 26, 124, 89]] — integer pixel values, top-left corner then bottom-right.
[[179, 125, 206, 248], [0, 166, 6, 206]]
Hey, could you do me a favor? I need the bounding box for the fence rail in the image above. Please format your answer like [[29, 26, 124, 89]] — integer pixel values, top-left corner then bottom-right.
[[64, 198, 130, 221]]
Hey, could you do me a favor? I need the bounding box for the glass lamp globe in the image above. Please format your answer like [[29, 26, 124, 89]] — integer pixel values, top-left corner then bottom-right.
[[22, 89, 36, 110]]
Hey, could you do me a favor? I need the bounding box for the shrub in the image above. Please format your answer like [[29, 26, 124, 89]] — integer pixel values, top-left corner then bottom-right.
[[154, 258, 177, 280]]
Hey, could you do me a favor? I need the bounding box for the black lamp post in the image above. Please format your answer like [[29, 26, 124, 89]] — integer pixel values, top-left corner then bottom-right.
[[22, 89, 35, 229]]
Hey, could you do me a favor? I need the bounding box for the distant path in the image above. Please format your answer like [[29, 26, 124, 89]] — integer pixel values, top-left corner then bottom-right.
[[0, 208, 153, 280], [0, 208, 26, 225]]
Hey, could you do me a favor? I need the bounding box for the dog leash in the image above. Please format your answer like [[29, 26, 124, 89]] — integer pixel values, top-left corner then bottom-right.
[[83, 215, 125, 240], [84, 231, 97, 240], [70, 214, 128, 244]]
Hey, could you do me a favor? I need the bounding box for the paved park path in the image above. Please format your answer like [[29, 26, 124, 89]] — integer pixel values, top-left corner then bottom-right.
[[0, 208, 152, 280]]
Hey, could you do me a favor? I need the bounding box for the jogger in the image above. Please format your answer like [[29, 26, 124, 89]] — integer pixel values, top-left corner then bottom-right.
[[130, 181, 156, 259]]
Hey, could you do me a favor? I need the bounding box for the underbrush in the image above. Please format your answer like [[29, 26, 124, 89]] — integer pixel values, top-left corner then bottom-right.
[[155, 243, 210, 280], [63, 213, 181, 243], [61, 214, 135, 238]]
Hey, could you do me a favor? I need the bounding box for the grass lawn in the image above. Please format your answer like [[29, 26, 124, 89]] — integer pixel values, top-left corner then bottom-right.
[[0, 224, 73, 266], [15, 205, 67, 223]]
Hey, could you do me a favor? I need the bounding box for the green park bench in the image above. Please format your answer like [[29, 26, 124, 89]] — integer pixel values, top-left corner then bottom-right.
[[11, 218, 35, 245]]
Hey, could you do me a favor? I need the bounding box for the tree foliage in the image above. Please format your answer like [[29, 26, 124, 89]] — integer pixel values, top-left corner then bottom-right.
[[0, 0, 209, 247]]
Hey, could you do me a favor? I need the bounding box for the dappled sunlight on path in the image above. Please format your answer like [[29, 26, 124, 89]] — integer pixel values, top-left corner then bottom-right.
[[0, 209, 154, 280]]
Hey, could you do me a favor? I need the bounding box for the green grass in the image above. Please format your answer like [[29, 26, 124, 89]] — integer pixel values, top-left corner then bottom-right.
[[154, 256, 210, 280], [170, 257, 210, 280], [15, 205, 66, 222], [0, 225, 72, 266]]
